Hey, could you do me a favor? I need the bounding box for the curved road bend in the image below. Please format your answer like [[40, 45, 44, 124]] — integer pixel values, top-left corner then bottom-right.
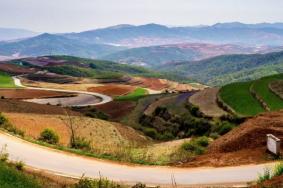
[[12, 77, 112, 106], [0, 132, 275, 186]]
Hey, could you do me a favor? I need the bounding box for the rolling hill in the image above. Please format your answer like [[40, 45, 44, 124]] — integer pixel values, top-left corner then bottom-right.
[[159, 51, 283, 86], [0, 33, 124, 58], [102, 43, 282, 67]]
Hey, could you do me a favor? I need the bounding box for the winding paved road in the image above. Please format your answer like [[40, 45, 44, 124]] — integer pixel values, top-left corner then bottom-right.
[[0, 132, 275, 186], [12, 77, 112, 106]]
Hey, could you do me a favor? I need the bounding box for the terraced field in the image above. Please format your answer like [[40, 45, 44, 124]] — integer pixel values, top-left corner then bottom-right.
[[115, 87, 148, 101], [0, 72, 16, 88], [270, 80, 283, 99], [219, 74, 283, 117], [251, 74, 283, 111], [219, 82, 265, 116]]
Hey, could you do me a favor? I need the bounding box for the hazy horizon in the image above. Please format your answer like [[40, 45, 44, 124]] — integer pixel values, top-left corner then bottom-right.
[[0, 0, 283, 33]]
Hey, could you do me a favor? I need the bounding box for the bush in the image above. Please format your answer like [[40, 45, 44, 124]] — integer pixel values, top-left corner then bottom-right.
[[257, 168, 271, 183], [143, 127, 158, 139], [195, 136, 209, 147], [0, 145, 9, 162], [217, 122, 234, 135], [209, 133, 220, 139], [15, 161, 25, 171], [273, 162, 283, 177], [39, 129, 59, 144], [132, 183, 146, 188], [71, 137, 91, 150]]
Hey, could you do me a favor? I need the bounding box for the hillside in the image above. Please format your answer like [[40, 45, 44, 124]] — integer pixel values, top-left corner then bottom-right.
[[159, 51, 283, 86], [102, 43, 272, 67], [0, 33, 123, 58]]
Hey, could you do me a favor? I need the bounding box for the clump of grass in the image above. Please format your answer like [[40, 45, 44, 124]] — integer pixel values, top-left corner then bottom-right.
[[257, 163, 283, 184], [74, 176, 123, 188], [15, 161, 25, 171]]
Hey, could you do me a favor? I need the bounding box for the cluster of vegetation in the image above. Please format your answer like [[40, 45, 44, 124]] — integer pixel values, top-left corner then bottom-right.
[[115, 88, 147, 101], [138, 96, 240, 141], [181, 136, 210, 155], [257, 162, 283, 184], [219, 74, 283, 117], [0, 113, 25, 136], [158, 51, 283, 86], [72, 106, 109, 120], [74, 176, 124, 188], [0, 72, 16, 88], [39, 128, 60, 144]]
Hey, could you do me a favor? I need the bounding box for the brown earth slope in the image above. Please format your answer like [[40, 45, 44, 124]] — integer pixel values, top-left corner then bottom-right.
[[189, 88, 227, 117], [183, 110, 283, 167]]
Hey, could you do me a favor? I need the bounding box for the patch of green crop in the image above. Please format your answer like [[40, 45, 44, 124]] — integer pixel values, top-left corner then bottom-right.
[[219, 81, 265, 116], [251, 74, 283, 111], [115, 88, 147, 101], [0, 72, 16, 88]]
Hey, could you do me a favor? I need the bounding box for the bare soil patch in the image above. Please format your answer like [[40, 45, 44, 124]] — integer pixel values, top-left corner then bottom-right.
[[270, 80, 283, 99], [182, 110, 283, 167], [189, 88, 227, 117], [0, 63, 37, 75], [24, 72, 76, 84], [87, 84, 136, 96], [0, 99, 78, 115], [96, 101, 136, 120], [4, 113, 147, 148], [0, 89, 74, 99]]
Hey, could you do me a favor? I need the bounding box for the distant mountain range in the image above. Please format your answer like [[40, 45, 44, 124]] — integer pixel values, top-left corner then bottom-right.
[[102, 43, 283, 67], [0, 28, 38, 41], [158, 51, 283, 86], [1, 22, 283, 63], [0, 33, 124, 58]]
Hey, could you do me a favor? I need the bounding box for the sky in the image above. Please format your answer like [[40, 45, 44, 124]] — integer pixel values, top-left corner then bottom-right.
[[0, 0, 283, 33]]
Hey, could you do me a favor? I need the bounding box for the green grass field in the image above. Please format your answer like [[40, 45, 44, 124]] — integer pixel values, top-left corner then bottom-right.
[[219, 82, 265, 116], [0, 162, 41, 188], [115, 88, 148, 101], [0, 72, 16, 88], [251, 74, 283, 111]]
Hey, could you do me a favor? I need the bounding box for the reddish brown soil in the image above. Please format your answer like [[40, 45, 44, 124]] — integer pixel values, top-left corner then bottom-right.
[[128, 77, 169, 90], [0, 99, 79, 115], [25, 73, 76, 84], [0, 63, 37, 74], [96, 101, 136, 120], [87, 84, 136, 96], [253, 175, 283, 188], [0, 89, 74, 99], [182, 110, 283, 167]]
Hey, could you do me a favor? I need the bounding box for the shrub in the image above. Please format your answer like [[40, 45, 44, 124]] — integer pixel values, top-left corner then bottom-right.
[[209, 133, 220, 139], [143, 127, 158, 139], [273, 162, 283, 177], [39, 128, 59, 144], [15, 161, 25, 171], [195, 136, 209, 147], [71, 137, 91, 150], [132, 183, 146, 188], [181, 142, 196, 152], [218, 122, 234, 135]]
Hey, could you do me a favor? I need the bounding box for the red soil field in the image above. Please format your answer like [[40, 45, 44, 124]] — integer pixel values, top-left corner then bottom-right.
[[96, 101, 136, 120], [0, 89, 74, 99], [128, 77, 169, 90], [87, 84, 136, 96], [0, 63, 37, 74], [0, 99, 79, 115]]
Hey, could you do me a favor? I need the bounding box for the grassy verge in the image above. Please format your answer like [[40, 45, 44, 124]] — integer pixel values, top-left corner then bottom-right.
[[251, 74, 283, 111], [219, 81, 265, 116], [0, 72, 16, 88], [115, 88, 148, 101], [0, 161, 42, 188]]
